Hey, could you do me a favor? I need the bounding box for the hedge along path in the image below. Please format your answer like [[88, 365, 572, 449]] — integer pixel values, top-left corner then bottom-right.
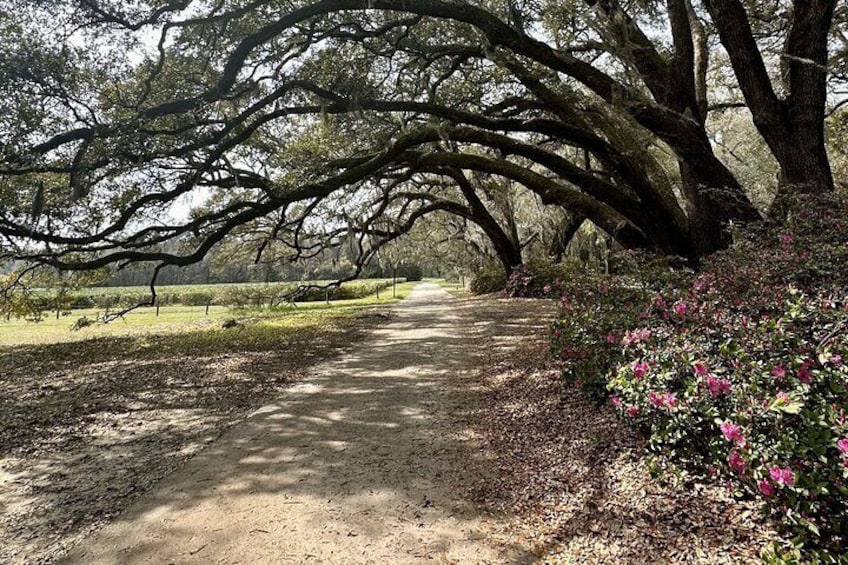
[[60, 282, 537, 564]]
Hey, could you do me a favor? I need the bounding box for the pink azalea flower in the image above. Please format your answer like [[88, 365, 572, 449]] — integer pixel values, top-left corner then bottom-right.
[[831, 354, 843, 366], [798, 361, 813, 384], [693, 363, 709, 376], [606, 332, 619, 344], [780, 233, 794, 246], [706, 375, 732, 398], [622, 328, 651, 347], [649, 391, 677, 409], [632, 360, 650, 379], [758, 479, 775, 497], [771, 365, 786, 379], [728, 450, 746, 475], [769, 466, 795, 487], [673, 302, 687, 316], [626, 406, 639, 417], [837, 438, 848, 455], [610, 395, 622, 408], [720, 422, 745, 446]]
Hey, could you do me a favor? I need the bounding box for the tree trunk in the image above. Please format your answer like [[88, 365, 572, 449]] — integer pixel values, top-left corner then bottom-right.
[[703, 0, 836, 219], [770, 129, 834, 217], [447, 168, 525, 275], [492, 235, 523, 276], [549, 213, 585, 263], [678, 163, 734, 258]]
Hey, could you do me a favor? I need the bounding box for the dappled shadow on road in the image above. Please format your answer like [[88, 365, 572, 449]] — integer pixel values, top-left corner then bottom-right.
[[8, 284, 750, 564], [57, 287, 544, 564], [0, 313, 375, 564]]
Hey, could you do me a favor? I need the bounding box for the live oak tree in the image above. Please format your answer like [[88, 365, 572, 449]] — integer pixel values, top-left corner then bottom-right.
[[702, 0, 838, 204], [0, 0, 845, 290]]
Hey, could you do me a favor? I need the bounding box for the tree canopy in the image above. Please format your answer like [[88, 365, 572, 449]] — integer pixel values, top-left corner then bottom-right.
[[1, 0, 846, 288]]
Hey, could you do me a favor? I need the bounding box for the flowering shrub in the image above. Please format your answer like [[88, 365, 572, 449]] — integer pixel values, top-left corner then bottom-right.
[[502, 260, 590, 298], [550, 196, 848, 557], [469, 263, 508, 294]]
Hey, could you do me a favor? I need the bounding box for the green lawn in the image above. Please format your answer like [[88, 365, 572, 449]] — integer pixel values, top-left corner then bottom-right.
[[0, 282, 417, 347]]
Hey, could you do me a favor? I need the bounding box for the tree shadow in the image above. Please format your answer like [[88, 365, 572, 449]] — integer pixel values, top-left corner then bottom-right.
[[4, 287, 554, 563], [8, 288, 756, 565], [464, 305, 775, 563], [53, 291, 543, 562], [0, 311, 382, 563]]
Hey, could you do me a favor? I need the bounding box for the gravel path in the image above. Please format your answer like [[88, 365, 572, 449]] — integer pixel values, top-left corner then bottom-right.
[[61, 283, 533, 564]]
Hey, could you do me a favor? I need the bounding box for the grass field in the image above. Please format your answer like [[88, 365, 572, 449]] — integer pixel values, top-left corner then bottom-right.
[[0, 282, 416, 347]]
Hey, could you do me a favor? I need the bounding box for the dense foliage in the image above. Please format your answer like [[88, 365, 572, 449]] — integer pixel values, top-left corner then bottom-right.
[[2, 0, 845, 280], [470, 260, 594, 297], [469, 263, 508, 295], [550, 196, 848, 558], [501, 261, 587, 299]]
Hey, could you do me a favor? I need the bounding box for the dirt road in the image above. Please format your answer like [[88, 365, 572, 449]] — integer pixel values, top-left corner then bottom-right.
[[61, 283, 536, 564]]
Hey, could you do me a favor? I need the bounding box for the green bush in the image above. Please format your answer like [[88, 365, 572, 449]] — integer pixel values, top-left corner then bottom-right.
[[550, 195, 848, 558], [69, 296, 96, 309], [398, 264, 423, 282], [218, 285, 278, 308], [178, 291, 215, 306], [502, 260, 595, 298], [293, 279, 398, 302], [469, 263, 507, 294]]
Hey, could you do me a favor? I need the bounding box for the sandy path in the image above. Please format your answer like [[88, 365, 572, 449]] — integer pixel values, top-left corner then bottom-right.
[[61, 283, 534, 564]]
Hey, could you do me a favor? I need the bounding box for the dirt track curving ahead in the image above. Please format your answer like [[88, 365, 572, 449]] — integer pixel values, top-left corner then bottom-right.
[[61, 283, 537, 564]]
